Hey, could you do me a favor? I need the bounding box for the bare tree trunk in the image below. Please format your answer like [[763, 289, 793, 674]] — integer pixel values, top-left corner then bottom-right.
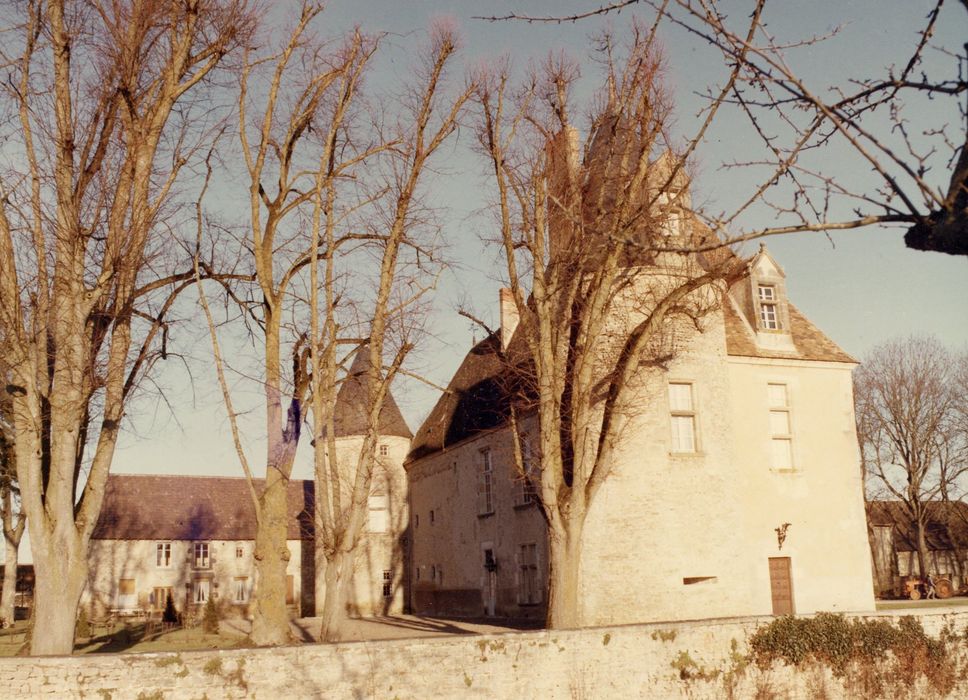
[[915, 519, 930, 579], [250, 468, 292, 646], [0, 536, 18, 628], [319, 550, 351, 642], [546, 522, 583, 629], [29, 540, 87, 655]]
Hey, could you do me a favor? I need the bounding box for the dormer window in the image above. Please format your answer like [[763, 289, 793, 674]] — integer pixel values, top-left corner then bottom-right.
[[758, 285, 779, 330]]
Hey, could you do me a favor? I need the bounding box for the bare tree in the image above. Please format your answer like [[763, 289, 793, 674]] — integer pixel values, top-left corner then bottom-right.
[[856, 336, 968, 582], [480, 1, 968, 257], [308, 23, 472, 642], [0, 359, 25, 628], [198, 5, 469, 644], [0, 0, 252, 655], [475, 30, 744, 628]]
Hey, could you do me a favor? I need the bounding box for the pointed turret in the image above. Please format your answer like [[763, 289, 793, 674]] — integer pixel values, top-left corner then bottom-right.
[[332, 346, 412, 439]]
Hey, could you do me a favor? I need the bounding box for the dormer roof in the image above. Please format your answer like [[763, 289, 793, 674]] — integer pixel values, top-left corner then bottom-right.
[[750, 243, 786, 278]]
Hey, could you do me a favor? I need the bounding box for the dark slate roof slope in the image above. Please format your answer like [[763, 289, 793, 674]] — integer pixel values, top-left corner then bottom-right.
[[333, 346, 412, 439], [91, 474, 314, 541], [723, 297, 854, 363], [407, 334, 514, 462]]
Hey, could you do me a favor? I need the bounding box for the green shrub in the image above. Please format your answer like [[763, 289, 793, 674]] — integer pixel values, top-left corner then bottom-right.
[[747, 613, 955, 694], [202, 596, 220, 634]]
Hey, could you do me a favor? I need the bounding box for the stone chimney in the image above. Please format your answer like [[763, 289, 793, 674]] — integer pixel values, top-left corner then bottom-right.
[[500, 288, 519, 350]]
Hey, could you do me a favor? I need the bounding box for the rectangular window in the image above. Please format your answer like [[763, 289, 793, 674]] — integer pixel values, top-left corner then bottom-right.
[[668, 383, 697, 453], [193, 579, 210, 605], [233, 577, 249, 604], [515, 435, 538, 506], [156, 542, 171, 568], [368, 490, 389, 533], [769, 383, 794, 469], [235, 543, 244, 559], [193, 542, 210, 569], [379, 443, 389, 457], [429, 509, 435, 525], [518, 543, 540, 604], [758, 285, 779, 329], [382, 570, 392, 598], [478, 448, 494, 515], [151, 586, 173, 610], [117, 578, 137, 610]]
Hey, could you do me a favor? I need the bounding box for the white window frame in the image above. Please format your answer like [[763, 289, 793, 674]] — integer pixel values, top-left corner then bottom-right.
[[517, 543, 541, 605], [193, 578, 210, 605], [235, 543, 244, 559], [478, 448, 495, 515], [233, 576, 249, 604], [379, 443, 389, 457], [768, 383, 795, 470], [515, 434, 538, 506], [382, 570, 393, 598], [668, 382, 698, 453], [117, 578, 137, 610], [368, 485, 389, 534], [193, 542, 210, 569], [156, 542, 172, 568], [758, 285, 780, 330]]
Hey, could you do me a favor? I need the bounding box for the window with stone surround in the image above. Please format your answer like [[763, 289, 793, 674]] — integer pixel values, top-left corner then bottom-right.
[[758, 285, 779, 329], [156, 542, 172, 568], [514, 434, 538, 506], [192, 542, 210, 569], [669, 382, 698, 453], [478, 448, 494, 515], [769, 383, 794, 469]]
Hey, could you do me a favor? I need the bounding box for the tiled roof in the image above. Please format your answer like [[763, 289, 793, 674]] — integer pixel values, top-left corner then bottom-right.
[[91, 474, 314, 541], [332, 346, 412, 439], [722, 297, 855, 363], [868, 500, 968, 552]]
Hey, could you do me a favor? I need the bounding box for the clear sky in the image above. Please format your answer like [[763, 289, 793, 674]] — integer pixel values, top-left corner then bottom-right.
[[15, 1, 964, 563]]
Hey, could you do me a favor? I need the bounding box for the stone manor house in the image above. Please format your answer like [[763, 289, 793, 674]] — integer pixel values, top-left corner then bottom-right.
[[83, 129, 875, 626]]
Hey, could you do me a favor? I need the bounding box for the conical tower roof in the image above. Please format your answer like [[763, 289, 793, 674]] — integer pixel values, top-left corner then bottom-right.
[[332, 346, 412, 439]]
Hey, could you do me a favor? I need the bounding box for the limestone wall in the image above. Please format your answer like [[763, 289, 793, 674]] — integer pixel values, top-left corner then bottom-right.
[[3, 609, 968, 699]]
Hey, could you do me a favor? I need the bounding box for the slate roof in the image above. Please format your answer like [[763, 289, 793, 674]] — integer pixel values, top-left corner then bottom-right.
[[91, 474, 314, 541], [868, 500, 968, 552], [333, 346, 412, 439], [723, 297, 855, 364], [407, 334, 512, 462]]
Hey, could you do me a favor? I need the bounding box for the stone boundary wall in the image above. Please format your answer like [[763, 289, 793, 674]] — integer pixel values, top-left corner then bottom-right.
[[2, 609, 968, 699]]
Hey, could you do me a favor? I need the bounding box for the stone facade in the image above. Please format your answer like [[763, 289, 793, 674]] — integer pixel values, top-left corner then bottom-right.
[[407, 248, 876, 625], [314, 434, 410, 617]]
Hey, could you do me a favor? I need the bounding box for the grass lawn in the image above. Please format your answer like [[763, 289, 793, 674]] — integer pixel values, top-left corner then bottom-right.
[[0, 620, 252, 656]]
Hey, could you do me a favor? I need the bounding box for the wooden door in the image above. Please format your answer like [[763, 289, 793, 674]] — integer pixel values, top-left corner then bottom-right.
[[768, 557, 794, 615]]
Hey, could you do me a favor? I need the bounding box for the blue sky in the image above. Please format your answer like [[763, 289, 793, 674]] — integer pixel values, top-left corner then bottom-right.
[[105, 1, 968, 487]]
